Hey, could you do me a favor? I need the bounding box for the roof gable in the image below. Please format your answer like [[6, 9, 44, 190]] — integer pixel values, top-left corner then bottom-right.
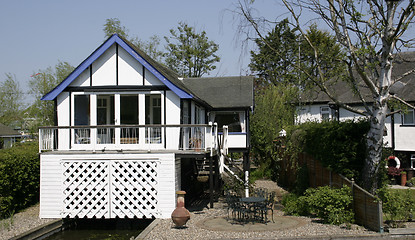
[[41, 34, 193, 100]]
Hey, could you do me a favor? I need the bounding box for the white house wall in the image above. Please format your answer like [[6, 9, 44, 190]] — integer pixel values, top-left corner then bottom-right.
[[393, 113, 415, 151], [166, 91, 181, 149], [57, 92, 70, 150], [118, 46, 144, 85], [40, 152, 176, 219], [92, 44, 117, 86]]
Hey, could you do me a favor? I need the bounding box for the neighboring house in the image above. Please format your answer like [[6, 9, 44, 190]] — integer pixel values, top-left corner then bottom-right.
[[0, 123, 21, 148], [38, 34, 253, 219], [297, 51, 415, 170]]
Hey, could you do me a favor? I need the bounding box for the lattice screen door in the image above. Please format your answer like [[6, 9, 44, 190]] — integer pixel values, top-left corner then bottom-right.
[[62, 159, 158, 218]]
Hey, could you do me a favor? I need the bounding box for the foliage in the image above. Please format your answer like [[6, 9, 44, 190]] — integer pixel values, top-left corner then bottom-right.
[[0, 73, 25, 127], [281, 193, 308, 216], [164, 22, 220, 78], [377, 187, 415, 227], [28, 61, 74, 129], [387, 167, 402, 177], [249, 18, 299, 88], [0, 142, 39, 219], [286, 120, 369, 182], [103, 18, 129, 39], [249, 20, 345, 90], [103, 18, 164, 62], [250, 84, 297, 181], [282, 186, 354, 225], [407, 177, 415, 187], [239, 0, 415, 193], [293, 165, 309, 195]]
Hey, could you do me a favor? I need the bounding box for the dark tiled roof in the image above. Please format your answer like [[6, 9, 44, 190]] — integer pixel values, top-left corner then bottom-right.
[[182, 76, 254, 109], [300, 51, 415, 104], [0, 123, 20, 137]]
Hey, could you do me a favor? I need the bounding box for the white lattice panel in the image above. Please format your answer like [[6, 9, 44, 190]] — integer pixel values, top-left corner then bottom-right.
[[61, 159, 158, 219], [62, 161, 110, 218], [111, 161, 158, 218]]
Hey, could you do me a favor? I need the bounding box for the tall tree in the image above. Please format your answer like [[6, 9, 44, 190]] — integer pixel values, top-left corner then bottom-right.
[[103, 18, 164, 62], [103, 18, 129, 39], [238, 0, 415, 192], [249, 18, 299, 88], [28, 61, 74, 127], [250, 84, 297, 180], [0, 73, 24, 126], [164, 22, 220, 78]]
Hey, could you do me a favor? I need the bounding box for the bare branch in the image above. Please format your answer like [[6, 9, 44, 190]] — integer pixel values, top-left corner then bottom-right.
[[391, 95, 415, 110]]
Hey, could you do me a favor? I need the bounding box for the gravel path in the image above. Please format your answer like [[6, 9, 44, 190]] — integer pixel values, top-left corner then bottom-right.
[[144, 180, 379, 240], [0, 203, 58, 240], [0, 180, 382, 240]]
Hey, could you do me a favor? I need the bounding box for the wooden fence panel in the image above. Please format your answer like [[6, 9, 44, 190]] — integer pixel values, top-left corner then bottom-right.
[[278, 153, 383, 232]]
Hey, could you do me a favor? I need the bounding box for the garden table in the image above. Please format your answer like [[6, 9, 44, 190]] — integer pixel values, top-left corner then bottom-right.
[[239, 197, 266, 222]]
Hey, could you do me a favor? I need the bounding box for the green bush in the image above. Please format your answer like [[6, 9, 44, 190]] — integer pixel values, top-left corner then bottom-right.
[[286, 120, 369, 182], [377, 187, 415, 226], [282, 186, 354, 225], [304, 186, 354, 225], [0, 142, 39, 219], [281, 193, 308, 216]]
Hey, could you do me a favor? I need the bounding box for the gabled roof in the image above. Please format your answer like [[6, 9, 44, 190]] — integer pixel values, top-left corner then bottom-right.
[[42, 34, 193, 100], [182, 76, 254, 109], [300, 51, 415, 105]]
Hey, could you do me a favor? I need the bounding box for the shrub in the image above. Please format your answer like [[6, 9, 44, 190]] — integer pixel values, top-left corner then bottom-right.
[[377, 187, 415, 226], [282, 186, 354, 225], [0, 142, 39, 219], [304, 186, 354, 225]]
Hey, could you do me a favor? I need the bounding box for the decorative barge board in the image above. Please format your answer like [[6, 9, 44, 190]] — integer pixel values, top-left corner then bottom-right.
[[40, 152, 178, 219]]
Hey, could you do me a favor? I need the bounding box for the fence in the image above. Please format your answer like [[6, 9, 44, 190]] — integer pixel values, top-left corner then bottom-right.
[[279, 153, 383, 233]]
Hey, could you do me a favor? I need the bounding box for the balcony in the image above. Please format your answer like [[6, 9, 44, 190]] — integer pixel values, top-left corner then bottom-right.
[[39, 124, 218, 152]]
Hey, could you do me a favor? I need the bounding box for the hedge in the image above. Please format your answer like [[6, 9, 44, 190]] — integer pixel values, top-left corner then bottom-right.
[[0, 142, 39, 218]]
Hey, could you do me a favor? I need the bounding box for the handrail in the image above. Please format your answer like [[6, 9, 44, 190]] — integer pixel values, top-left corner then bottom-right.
[[39, 124, 216, 152]]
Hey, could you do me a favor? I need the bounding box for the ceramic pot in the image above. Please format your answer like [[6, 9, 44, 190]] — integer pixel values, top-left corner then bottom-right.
[[171, 191, 190, 227]]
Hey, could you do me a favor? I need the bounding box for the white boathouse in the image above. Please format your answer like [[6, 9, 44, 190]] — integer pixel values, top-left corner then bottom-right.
[[39, 34, 253, 219]]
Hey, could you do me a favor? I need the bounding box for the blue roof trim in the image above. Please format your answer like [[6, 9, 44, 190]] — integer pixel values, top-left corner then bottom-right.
[[41, 34, 192, 100]]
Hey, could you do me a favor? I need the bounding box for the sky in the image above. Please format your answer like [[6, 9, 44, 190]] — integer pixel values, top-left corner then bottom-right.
[[0, 0, 290, 103]]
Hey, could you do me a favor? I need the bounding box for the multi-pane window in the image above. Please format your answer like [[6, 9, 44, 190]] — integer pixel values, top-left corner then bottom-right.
[[320, 106, 331, 121], [402, 109, 415, 125]]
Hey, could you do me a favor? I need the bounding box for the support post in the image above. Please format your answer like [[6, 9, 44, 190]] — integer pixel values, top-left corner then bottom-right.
[[243, 151, 250, 197], [209, 155, 214, 208]]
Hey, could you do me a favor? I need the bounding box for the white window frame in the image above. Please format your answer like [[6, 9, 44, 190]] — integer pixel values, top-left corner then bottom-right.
[[320, 106, 331, 121], [402, 109, 415, 125]]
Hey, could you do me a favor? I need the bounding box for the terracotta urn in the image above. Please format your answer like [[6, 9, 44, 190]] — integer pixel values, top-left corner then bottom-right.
[[171, 190, 190, 227]]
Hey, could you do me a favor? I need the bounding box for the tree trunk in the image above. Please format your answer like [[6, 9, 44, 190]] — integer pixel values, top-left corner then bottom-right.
[[363, 103, 388, 193]]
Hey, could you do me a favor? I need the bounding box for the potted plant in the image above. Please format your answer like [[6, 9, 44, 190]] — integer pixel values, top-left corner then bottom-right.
[[387, 167, 402, 185]]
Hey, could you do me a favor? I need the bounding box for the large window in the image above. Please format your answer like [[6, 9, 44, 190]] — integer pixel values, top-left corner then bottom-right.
[[214, 112, 243, 132], [97, 95, 115, 144], [145, 94, 161, 143], [121, 95, 139, 124], [402, 109, 415, 125], [74, 95, 90, 125], [74, 95, 90, 144]]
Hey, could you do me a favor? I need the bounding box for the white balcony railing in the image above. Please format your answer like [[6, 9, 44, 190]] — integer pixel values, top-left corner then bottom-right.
[[39, 124, 219, 153]]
